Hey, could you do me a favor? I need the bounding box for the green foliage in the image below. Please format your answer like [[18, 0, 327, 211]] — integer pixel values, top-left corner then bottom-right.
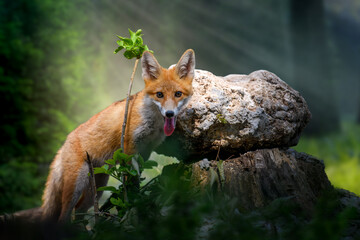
[[2, 156, 358, 239], [294, 190, 358, 240], [294, 122, 360, 195], [72, 164, 359, 240], [114, 29, 152, 59], [0, 0, 99, 213], [140, 152, 179, 185], [0, 161, 43, 211], [93, 149, 157, 217]]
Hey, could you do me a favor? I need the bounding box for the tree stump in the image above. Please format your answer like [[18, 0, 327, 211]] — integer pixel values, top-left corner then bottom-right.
[[191, 148, 332, 212]]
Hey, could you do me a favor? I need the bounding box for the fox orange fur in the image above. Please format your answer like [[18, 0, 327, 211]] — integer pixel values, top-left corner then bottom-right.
[[41, 49, 195, 222]]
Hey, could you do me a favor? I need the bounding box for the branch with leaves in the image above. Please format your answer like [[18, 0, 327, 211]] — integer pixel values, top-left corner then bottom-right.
[[80, 30, 154, 227], [113, 29, 153, 210], [114, 29, 153, 152]]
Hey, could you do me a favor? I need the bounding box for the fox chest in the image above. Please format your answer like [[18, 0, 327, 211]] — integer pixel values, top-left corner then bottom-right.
[[132, 112, 165, 159]]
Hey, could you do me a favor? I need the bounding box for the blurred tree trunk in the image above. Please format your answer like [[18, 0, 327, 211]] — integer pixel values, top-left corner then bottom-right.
[[290, 0, 339, 134]]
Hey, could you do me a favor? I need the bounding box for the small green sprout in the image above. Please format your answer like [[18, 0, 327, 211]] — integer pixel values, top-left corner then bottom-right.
[[216, 114, 228, 124], [114, 29, 153, 59]]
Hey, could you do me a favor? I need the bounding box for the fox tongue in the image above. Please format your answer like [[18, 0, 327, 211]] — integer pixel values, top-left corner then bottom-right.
[[164, 117, 175, 136]]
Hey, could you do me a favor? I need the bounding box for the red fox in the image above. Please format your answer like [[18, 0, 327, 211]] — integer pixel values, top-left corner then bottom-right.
[[41, 49, 195, 222]]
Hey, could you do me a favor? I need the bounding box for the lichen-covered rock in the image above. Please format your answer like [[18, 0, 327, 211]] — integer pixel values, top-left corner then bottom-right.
[[170, 69, 311, 158]]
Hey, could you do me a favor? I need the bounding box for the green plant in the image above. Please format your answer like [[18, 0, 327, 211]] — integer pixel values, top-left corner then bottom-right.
[[114, 29, 153, 151], [71, 163, 360, 240], [88, 29, 154, 220], [114, 29, 152, 59], [93, 149, 157, 218], [216, 114, 228, 124]]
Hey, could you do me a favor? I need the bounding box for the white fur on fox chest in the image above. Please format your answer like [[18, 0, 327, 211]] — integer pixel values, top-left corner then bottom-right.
[[133, 95, 166, 158]]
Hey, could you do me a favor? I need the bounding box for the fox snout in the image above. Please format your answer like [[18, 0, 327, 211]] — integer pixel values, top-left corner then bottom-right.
[[158, 103, 182, 137], [158, 99, 186, 118], [165, 111, 174, 118]]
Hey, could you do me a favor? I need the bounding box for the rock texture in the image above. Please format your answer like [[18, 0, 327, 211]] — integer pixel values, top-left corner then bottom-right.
[[167, 70, 311, 159], [191, 148, 332, 212]]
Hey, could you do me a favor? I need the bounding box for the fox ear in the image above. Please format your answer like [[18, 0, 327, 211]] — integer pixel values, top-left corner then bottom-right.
[[175, 49, 195, 79], [142, 51, 161, 80]]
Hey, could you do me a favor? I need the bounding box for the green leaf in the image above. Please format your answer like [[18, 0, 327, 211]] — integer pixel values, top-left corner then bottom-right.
[[128, 28, 135, 37], [135, 37, 143, 46], [114, 46, 124, 54], [127, 169, 138, 176], [136, 154, 145, 166], [118, 166, 128, 173], [105, 158, 116, 165], [135, 29, 142, 36], [144, 45, 153, 54], [110, 197, 124, 207], [124, 50, 136, 59], [113, 149, 130, 162], [129, 29, 137, 44], [216, 114, 228, 124], [143, 160, 158, 169], [122, 38, 133, 46], [209, 168, 218, 186], [107, 166, 116, 175], [97, 186, 117, 192], [94, 167, 106, 174], [102, 164, 109, 170], [114, 29, 152, 58], [116, 40, 124, 46], [117, 36, 132, 45]]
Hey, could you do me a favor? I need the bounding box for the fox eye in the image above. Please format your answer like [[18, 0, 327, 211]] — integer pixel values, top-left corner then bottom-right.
[[175, 91, 182, 98], [156, 92, 164, 98]]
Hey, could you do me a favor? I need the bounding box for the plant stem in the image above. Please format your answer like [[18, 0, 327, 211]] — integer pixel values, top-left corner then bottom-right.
[[120, 58, 139, 203], [120, 58, 139, 151], [122, 175, 128, 202], [86, 152, 99, 223], [215, 146, 221, 161]]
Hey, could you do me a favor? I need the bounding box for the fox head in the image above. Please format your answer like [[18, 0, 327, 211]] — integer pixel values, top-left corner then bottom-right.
[[141, 49, 195, 136]]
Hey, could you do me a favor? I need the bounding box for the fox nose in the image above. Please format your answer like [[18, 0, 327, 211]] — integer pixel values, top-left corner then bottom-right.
[[165, 110, 174, 118]]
